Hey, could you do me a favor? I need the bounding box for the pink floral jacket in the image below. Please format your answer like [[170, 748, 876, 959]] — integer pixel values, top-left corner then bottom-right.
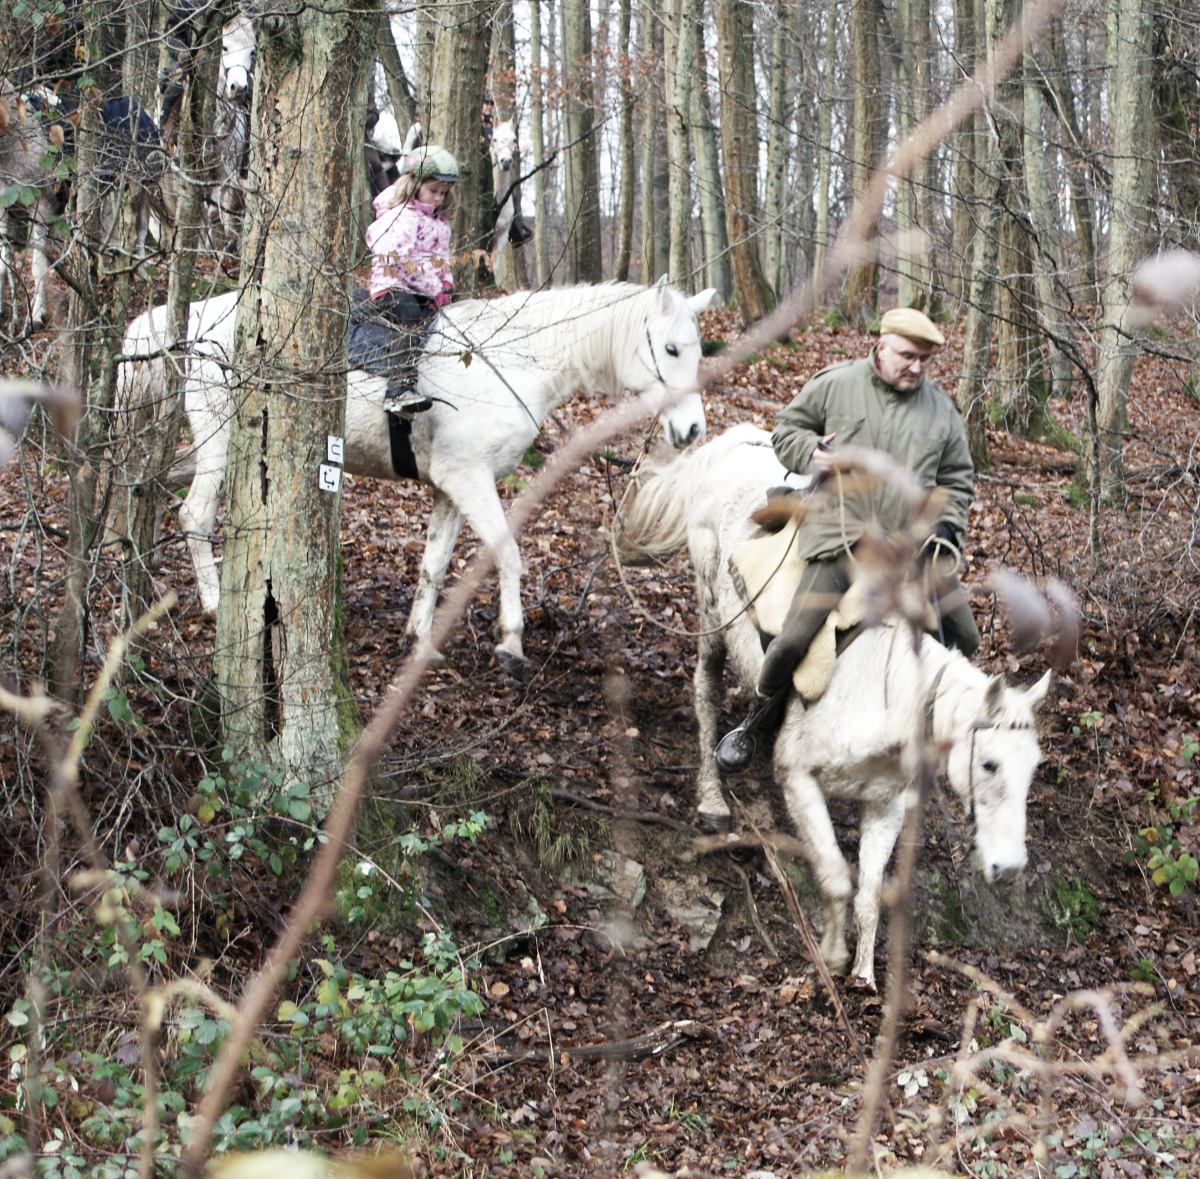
[[365, 196, 454, 304]]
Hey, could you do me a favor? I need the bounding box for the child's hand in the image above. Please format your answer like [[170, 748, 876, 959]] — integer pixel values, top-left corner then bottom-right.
[[433, 292, 451, 308]]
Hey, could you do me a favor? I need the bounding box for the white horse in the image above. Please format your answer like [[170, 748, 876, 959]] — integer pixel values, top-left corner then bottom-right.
[[615, 424, 1050, 987], [119, 279, 716, 667], [489, 117, 527, 260], [205, 14, 256, 254]]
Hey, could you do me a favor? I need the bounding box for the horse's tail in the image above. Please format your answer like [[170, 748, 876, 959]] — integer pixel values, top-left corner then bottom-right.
[[614, 424, 767, 565]]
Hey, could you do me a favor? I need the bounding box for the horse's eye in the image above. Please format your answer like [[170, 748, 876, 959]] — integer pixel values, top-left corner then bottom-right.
[[665, 343, 680, 358], [981, 759, 999, 774]]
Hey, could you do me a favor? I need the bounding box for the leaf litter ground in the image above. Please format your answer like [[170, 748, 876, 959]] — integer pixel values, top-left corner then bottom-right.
[[1, 312, 1199, 1175]]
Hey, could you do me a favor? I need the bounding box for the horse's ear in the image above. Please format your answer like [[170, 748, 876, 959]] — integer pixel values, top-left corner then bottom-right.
[[1024, 669, 1051, 710], [981, 675, 1005, 719], [688, 288, 718, 316]]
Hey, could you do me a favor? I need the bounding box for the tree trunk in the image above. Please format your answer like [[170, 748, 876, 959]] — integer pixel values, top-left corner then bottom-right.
[[948, 0, 980, 308], [954, 0, 1013, 472], [812, 0, 839, 283], [895, 0, 934, 311], [491, 0, 529, 291], [377, 14, 417, 133], [713, 0, 773, 320], [51, 105, 112, 702], [561, 0, 603, 282], [427, 0, 494, 293], [1022, 53, 1077, 400], [663, 0, 697, 285], [214, 4, 378, 811], [1091, 0, 1154, 503], [52, 9, 149, 699], [121, 10, 221, 626], [762, 0, 791, 301], [840, 0, 883, 324], [1151, 12, 1200, 239], [690, 7, 731, 298], [614, 0, 635, 281], [529, 0, 552, 286], [989, 35, 1048, 435], [1043, 18, 1099, 305], [638, 7, 668, 283]]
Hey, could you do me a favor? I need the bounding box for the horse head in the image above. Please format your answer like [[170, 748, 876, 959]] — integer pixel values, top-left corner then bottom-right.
[[490, 118, 518, 176], [625, 279, 717, 450], [946, 670, 1050, 884], [219, 15, 256, 105]]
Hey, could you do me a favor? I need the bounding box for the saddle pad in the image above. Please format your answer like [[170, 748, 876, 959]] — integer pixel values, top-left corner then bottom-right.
[[728, 517, 868, 701]]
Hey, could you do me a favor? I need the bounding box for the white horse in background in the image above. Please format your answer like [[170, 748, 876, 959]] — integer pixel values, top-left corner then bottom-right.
[[489, 116, 528, 260], [118, 279, 716, 668], [616, 424, 1050, 987], [205, 14, 256, 254]]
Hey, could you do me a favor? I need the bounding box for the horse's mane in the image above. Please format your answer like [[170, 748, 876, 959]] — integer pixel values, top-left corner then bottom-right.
[[445, 281, 651, 341], [614, 423, 770, 565]]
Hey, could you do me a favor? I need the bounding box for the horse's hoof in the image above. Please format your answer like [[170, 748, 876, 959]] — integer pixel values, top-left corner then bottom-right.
[[404, 634, 447, 667], [696, 811, 733, 835], [495, 648, 527, 679]]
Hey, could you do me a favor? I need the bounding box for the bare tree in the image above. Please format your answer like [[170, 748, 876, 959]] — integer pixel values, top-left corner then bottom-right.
[[713, 0, 773, 319], [561, 0, 603, 281], [214, 3, 380, 809], [1091, 0, 1155, 502]]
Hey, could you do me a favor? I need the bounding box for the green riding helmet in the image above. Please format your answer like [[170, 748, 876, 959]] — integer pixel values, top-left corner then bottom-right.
[[401, 145, 460, 184]]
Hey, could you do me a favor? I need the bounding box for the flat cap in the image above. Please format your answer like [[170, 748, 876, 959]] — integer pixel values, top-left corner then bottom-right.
[[878, 307, 945, 347]]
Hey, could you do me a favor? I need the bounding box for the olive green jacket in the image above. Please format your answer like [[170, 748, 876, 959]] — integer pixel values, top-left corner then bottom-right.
[[771, 353, 974, 561]]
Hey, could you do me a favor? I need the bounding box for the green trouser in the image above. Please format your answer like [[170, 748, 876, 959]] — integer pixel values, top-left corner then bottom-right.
[[756, 555, 853, 697], [931, 574, 981, 656], [755, 553, 981, 698]]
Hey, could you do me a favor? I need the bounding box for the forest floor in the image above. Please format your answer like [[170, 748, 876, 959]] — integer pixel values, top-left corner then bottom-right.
[[2, 306, 1200, 1177]]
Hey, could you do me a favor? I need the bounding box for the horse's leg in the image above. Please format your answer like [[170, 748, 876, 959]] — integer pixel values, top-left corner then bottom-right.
[[0, 212, 12, 326], [177, 363, 229, 614], [777, 765, 853, 975], [135, 192, 150, 260], [441, 470, 526, 668], [29, 211, 51, 330], [850, 792, 906, 989], [403, 488, 464, 659], [693, 629, 730, 830]]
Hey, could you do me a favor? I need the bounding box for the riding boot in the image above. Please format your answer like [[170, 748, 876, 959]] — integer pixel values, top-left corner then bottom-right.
[[508, 212, 533, 247], [383, 373, 433, 416], [713, 685, 791, 774], [713, 555, 851, 775]]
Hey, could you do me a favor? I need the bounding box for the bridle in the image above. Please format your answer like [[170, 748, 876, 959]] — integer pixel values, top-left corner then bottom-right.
[[924, 662, 1034, 852], [638, 324, 668, 392]]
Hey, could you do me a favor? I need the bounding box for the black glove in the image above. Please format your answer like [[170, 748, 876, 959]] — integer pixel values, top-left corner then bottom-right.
[[933, 521, 961, 547], [920, 521, 962, 567]]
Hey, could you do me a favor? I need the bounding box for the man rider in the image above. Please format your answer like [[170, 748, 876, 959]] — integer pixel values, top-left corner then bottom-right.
[[714, 307, 982, 774]]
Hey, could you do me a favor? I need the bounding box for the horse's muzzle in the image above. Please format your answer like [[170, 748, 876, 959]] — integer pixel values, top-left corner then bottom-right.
[[984, 860, 1025, 885], [669, 419, 704, 448]]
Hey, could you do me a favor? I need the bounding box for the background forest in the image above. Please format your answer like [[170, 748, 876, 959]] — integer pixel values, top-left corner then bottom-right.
[[1, 0, 1199, 1174]]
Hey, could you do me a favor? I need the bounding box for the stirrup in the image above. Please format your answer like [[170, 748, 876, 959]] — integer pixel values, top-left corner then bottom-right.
[[714, 685, 790, 775], [384, 395, 434, 416]]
